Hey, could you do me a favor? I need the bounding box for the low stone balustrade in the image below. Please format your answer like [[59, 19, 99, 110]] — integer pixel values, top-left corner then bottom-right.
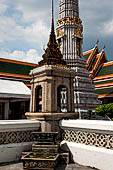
[[60, 119, 113, 170], [0, 120, 40, 163]]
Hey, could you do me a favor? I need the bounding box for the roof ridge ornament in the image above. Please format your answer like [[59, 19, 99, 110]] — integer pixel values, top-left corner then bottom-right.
[[103, 44, 106, 50], [96, 39, 99, 46], [101, 44, 106, 52]]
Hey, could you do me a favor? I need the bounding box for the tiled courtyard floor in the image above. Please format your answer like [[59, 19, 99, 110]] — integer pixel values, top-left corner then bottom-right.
[[0, 162, 98, 170]]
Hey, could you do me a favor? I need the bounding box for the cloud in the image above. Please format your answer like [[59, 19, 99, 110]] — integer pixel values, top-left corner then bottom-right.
[[0, 49, 41, 63], [0, 16, 24, 42], [79, 0, 113, 61], [24, 20, 50, 47], [3, 0, 52, 23], [0, 2, 8, 14], [0, 14, 49, 44], [101, 19, 113, 35], [0, 0, 55, 52], [80, 0, 113, 37], [15, 0, 50, 22], [0, 0, 112, 62], [23, 49, 41, 63], [0, 0, 57, 64], [0, 10, 49, 52]]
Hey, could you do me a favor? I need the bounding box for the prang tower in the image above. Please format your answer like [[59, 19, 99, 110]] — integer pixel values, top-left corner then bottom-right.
[[56, 0, 100, 118]]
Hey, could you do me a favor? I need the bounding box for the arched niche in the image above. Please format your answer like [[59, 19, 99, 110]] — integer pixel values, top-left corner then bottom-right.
[[57, 85, 68, 112], [35, 85, 42, 112]]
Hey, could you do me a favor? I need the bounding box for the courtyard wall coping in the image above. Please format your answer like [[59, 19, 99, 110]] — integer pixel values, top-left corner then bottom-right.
[[60, 119, 113, 132], [0, 119, 40, 131]]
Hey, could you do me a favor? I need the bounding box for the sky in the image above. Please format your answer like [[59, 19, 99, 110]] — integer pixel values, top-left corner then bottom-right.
[[0, 0, 113, 63]]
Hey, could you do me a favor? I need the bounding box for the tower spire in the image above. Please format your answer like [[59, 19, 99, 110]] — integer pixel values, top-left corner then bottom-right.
[[38, 0, 67, 67], [47, 0, 57, 47], [52, 0, 54, 31]]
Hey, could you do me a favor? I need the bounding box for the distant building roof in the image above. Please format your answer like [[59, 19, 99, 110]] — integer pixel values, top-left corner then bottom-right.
[[0, 58, 37, 87], [94, 63, 113, 98], [83, 43, 113, 99], [0, 79, 31, 99]]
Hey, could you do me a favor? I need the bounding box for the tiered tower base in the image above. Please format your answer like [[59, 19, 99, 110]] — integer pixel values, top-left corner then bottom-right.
[[72, 58, 101, 118]]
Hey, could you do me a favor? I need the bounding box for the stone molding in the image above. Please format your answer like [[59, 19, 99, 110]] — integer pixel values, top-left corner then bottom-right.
[[26, 112, 78, 121]]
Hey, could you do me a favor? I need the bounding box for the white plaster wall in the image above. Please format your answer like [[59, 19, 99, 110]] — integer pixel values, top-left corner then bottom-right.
[[0, 119, 40, 132], [61, 141, 113, 170], [0, 120, 40, 163], [60, 119, 113, 132], [0, 142, 36, 163], [60, 120, 113, 170]]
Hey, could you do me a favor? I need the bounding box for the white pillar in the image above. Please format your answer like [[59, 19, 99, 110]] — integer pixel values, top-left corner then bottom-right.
[[4, 102, 9, 120]]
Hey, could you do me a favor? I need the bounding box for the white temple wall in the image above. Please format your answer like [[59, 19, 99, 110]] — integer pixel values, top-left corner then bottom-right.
[[60, 119, 113, 170], [0, 120, 40, 163]]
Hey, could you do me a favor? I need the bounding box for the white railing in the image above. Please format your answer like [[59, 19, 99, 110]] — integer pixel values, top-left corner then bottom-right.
[[60, 119, 113, 170], [0, 119, 40, 163]]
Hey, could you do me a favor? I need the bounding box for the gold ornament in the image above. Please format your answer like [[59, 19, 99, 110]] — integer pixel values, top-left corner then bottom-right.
[[59, 41, 62, 52], [77, 41, 80, 56], [57, 29, 64, 38], [56, 17, 82, 27], [75, 27, 83, 38]]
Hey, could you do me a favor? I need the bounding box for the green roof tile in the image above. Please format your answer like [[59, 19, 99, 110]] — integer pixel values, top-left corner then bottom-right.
[[94, 79, 113, 85], [97, 64, 113, 77], [0, 61, 36, 75], [89, 57, 97, 71], [83, 53, 90, 60], [95, 87, 113, 95]]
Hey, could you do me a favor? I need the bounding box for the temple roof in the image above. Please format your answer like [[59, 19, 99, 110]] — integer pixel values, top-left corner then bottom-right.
[[83, 43, 107, 79], [83, 42, 113, 98], [93, 61, 113, 98], [0, 58, 36, 76], [83, 48, 95, 61], [0, 79, 31, 99], [0, 58, 37, 87]]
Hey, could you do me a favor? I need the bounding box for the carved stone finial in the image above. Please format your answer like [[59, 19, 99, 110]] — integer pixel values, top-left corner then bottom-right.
[[38, 0, 67, 67]]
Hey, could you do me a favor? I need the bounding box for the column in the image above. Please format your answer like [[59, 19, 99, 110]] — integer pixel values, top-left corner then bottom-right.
[[4, 102, 9, 120]]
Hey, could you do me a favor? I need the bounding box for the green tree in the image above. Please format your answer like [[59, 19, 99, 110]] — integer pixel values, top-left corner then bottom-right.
[[95, 103, 113, 120]]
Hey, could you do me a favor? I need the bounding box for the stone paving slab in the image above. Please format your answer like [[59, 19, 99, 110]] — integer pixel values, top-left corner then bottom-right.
[[0, 162, 98, 170], [55, 163, 98, 170], [0, 162, 22, 170]]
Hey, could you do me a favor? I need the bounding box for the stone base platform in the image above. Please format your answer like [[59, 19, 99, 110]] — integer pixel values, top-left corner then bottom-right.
[[25, 112, 78, 132]]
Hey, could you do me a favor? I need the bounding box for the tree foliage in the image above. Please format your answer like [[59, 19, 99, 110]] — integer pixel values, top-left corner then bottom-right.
[[95, 103, 113, 119]]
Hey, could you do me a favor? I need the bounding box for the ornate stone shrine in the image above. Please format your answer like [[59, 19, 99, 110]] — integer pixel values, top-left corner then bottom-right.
[[25, 0, 78, 132]]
